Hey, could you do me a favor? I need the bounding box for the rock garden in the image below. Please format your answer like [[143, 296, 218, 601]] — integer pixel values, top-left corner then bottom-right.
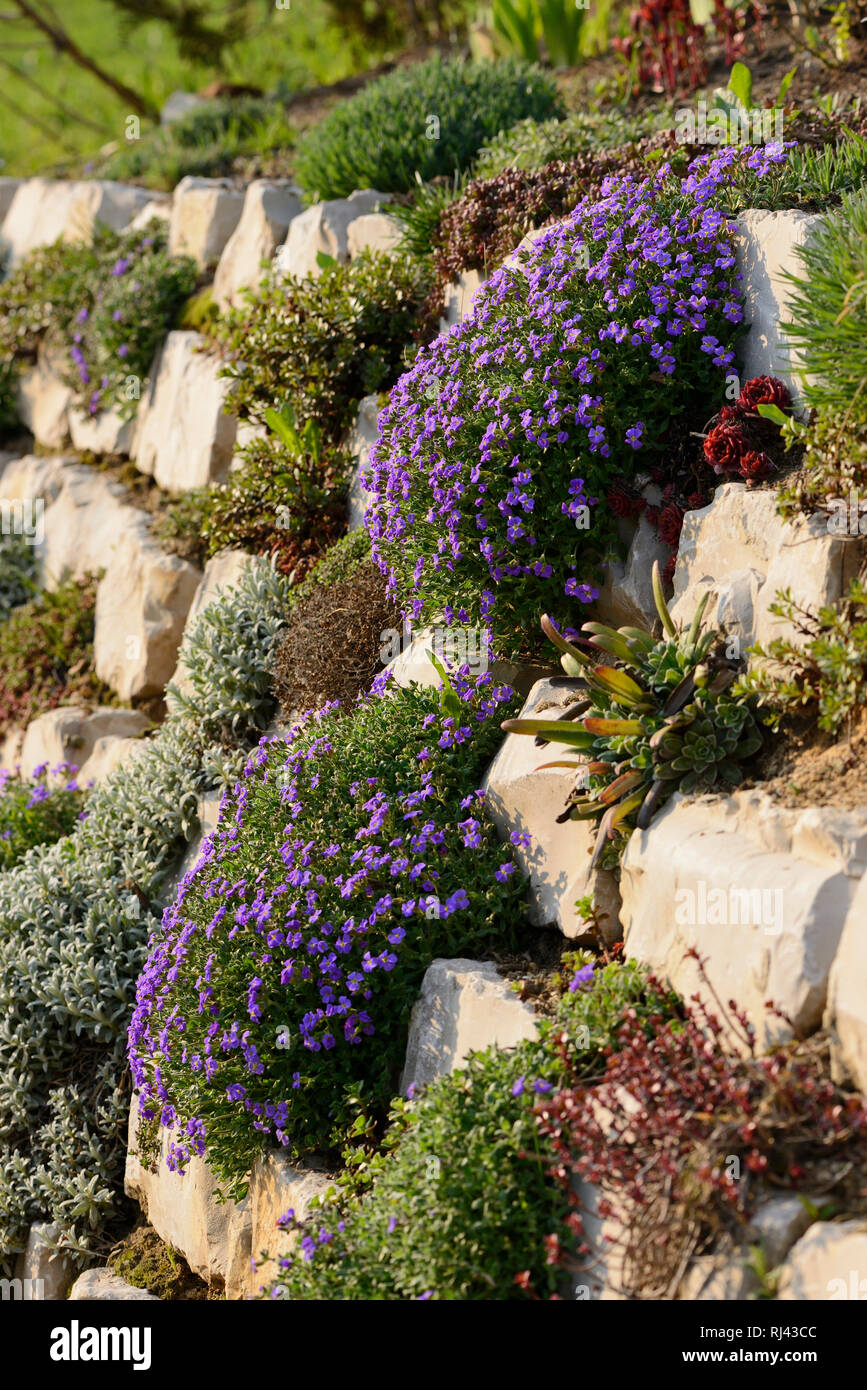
[[0, 0, 866, 1313]]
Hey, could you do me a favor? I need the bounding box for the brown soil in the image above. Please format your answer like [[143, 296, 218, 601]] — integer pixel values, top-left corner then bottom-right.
[[746, 709, 867, 811]]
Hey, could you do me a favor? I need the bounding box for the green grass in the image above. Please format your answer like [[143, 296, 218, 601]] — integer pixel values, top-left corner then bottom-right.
[[0, 0, 386, 178]]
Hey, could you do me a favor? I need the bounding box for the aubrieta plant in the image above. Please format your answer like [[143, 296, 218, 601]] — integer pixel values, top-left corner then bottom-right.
[[366, 144, 791, 660], [503, 563, 763, 865], [63, 220, 198, 419], [128, 671, 525, 1188], [0, 221, 197, 422], [0, 762, 85, 871]]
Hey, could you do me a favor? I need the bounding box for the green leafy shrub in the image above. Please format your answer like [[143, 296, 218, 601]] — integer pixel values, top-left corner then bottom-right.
[[212, 249, 430, 446], [128, 671, 524, 1187], [95, 97, 297, 192], [503, 568, 764, 864], [293, 55, 563, 201], [778, 405, 867, 516], [0, 574, 114, 736], [738, 579, 867, 735], [473, 108, 665, 179], [157, 434, 348, 580], [0, 533, 37, 622], [268, 958, 679, 1300], [718, 127, 867, 214], [0, 222, 197, 420], [271, 531, 399, 716], [0, 237, 100, 358], [367, 149, 780, 658], [0, 559, 291, 1269], [783, 186, 867, 420], [0, 764, 85, 871]]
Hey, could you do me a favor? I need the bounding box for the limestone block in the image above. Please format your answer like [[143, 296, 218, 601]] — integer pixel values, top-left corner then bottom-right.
[[18, 707, 150, 778], [68, 403, 134, 456], [400, 958, 538, 1095], [79, 733, 146, 785], [15, 340, 73, 450], [620, 790, 864, 1050], [386, 624, 550, 700], [440, 268, 486, 330], [733, 209, 828, 393], [125, 1093, 248, 1288], [13, 1222, 78, 1300], [0, 178, 153, 266], [670, 482, 858, 655], [168, 176, 245, 269], [129, 196, 172, 233], [345, 211, 402, 259], [0, 452, 67, 509], [595, 513, 672, 630], [94, 521, 202, 699], [244, 1155, 333, 1297], [273, 189, 388, 281], [482, 677, 621, 940], [132, 331, 237, 492], [826, 873, 867, 1093], [213, 180, 303, 310], [38, 464, 145, 586], [345, 394, 380, 531], [68, 1269, 160, 1301], [777, 1220, 867, 1300]]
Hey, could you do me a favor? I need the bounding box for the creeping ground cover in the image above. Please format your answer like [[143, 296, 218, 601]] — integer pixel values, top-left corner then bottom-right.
[[0, 560, 290, 1269], [365, 143, 791, 660], [128, 671, 526, 1188]]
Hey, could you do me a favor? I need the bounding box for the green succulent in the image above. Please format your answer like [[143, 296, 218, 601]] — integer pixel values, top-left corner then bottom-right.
[[502, 563, 764, 865]]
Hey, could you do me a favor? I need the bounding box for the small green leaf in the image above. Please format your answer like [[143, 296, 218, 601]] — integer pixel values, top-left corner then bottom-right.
[[727, 61, 753, 111], [756, 402, 789, 427]]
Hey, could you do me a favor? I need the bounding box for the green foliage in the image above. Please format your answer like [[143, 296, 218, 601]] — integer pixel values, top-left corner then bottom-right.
[[0, 765, 86, 871], [129, 675, 524, 1187], [492, 0, 586, 66], [156, 432, 347, 579], [293, 55, 563, 201], [97, 97, 297, 191], [784, 186, 867, 418], [0, 559, 291, 1268], [778, 404, 867, 516], [389, 171, 468, 262], [212, 248, 430, 446], [0, 221, 197, 420], [0, 574, 114, 736], [0, 533, 38, 623], [504, 572, 764, 863], [720, 130, 867, 214], [268, 958, 678, 1300], [472, 108, 664, 179], [0, 237, 101, 359], [738, 580, 867, 735]]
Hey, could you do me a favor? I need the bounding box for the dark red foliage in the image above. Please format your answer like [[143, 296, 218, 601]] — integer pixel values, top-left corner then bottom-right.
[[737, 375, 792, 414], [606, 482, 647, 520], [534, 965, 867, 1298], [616, 0, 764, 95], [739, 448, 774, 482], [703, 419, 749, 474]]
